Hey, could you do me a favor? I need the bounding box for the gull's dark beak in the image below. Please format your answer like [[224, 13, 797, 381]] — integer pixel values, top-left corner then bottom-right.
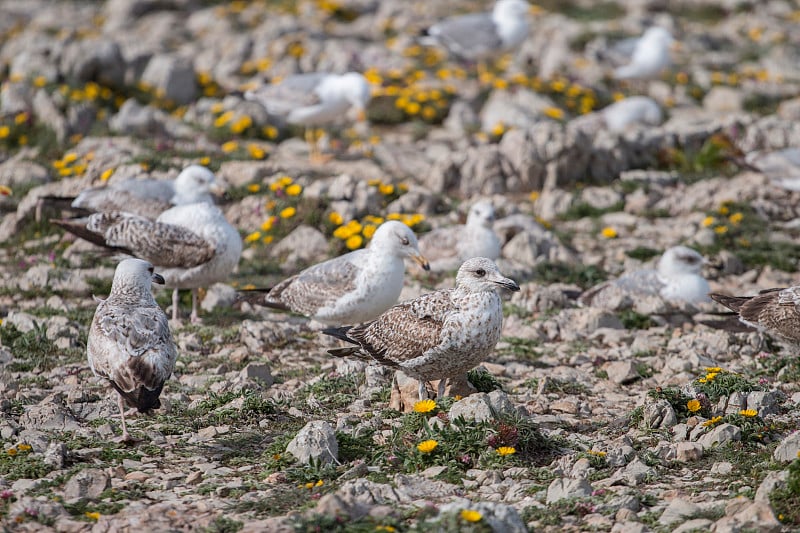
[[494, 277, 520, 292], [411, 252, 430, 271], [152, 273, 165, 285]]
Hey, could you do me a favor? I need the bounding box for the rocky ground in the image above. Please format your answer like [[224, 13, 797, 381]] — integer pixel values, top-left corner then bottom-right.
[[2, 0, 800, 531]]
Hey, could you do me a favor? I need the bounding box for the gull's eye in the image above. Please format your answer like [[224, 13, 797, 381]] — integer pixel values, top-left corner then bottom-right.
[[401, 237, 410, 246], [475, 269, 486, 277], [148, 267, 154, 273]]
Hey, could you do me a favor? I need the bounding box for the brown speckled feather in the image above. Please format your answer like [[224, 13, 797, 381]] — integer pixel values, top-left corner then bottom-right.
[[711, 287, 800, 342], [266, 257, 359, 316]]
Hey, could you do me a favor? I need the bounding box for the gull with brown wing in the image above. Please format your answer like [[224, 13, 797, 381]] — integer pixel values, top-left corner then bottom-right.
[[710, 287, 800, 343], [88, 259, 177, 443], [323, 257, 519, 400]]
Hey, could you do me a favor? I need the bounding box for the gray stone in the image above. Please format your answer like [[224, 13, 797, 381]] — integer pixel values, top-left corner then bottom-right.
[[774, 431, 800, 463], [439, 500, 527, 533], [611, 522, 651, 533], [18, 394, 80, 431], [609, 457, 655, 487], [33, 89, 68, 143], [63, 468, 111, 503], [659, 497, 700, 526], [755, 470, 788, 502], [286, 420, 338, 465], [703, 86, 743, 114], [713, 499, 781, 533], [109, 98, 167, 137], [61, 39, 125, 87], [201, 283, 238, 312], [141, 54, 197, 106], [480, 89, 554, 133], [239, 363, 274, 387], [699, 423, 741, 449], [546, 477, 593, 504], [605, 360, 641, 385], [448, 390, 517, 423], [643, 399, 677, 429], [270, 225, 329, 272], [43, 442, 67, 469], [675, 442, 703, 462], [673, 519, 714, 533]]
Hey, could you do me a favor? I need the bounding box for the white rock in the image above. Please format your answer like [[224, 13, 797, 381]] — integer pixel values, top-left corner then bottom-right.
[[546, 477, 593, 504], [286, 420, 338, 465]]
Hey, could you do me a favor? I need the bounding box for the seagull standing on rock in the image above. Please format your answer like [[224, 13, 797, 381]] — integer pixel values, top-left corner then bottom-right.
[[245, 72, 371, 163], [323, 257, 520, 401], [613, 27, 675, 81], [87, 259, 177, 443], [239, 221, 429, 326]]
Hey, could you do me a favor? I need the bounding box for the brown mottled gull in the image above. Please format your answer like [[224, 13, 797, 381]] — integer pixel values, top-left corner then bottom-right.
[[88, 259, 177, 443], [323, 257, 519, 400], [710, 287, 800, 343], [419, 200, 501, 272], [54, 202, 242, 322], [240, 221, 429, 325]]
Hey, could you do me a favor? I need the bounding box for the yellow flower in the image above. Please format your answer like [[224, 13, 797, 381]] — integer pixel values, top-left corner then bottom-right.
[[701, 216, 715, 227], [729, 212, 743, 225], [63, 152, 78, 164], [288, 43, 305, 58], [304, 482, 314, 489], [0, 125, 10, 139], [739, 409, 758, 417], [422, 106, 437, 121], [262, 235, 274, 244], [329, 212, 344, 226], [705, 372, 719, 381], [85, 512, 101, 521], [493, 78, 508, 90], [263, 125, 279, 139], [588, 450, 607, 457], [285, 184, 302, 196], [543, 106, 564, 120], [230, 115, 253, 133], [279, 176, 293, 187], [100, 168, 114, 182], [18, 134, 27, 146], [214, 111, 234, 127], [675, 72, 689, 85], [260, 218, 275, 231], [221, 140, 239, 153], [346, 234, 363, 250], [550, 79, 567, 92], [279, 207, 296, 219], [362, 224, 376, 239], [199, 156, 211, 166], [6, 448, 17, 456], [315, 479, 324, 487], [491, 122, 506, 137], [417, 439, 438, 453], [496, 446, 516, 456], [247, 184, 261, 193], [702, 416, 723, 427], [601, 227, 617, 239], [379, 184, 395, 195], [33, 75, 47, 87], [248, 144, 266, 160], [0, 185, 12, 196], [16, 444, 31, 452], [460, 509, 482, 522], [714, 225, 728, 234], [687, 399, 701, 413], [333, 226, 353, 239], [705, 367, 722, 372], [376, 526, 396, 532], [405, 101, 421, 115], [14, 112, 27, 125], [413, 399, 436, 413], [244, 231, 261, 243]]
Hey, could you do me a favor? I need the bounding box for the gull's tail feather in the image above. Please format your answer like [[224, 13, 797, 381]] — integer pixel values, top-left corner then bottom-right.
[[709, 292, 749, 313]]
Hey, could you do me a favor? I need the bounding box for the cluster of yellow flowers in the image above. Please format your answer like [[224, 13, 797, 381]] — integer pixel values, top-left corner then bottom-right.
[[210, 103, 280, 143], [5, 443, 32, 456], [702, 203, 744, 236], [243, 176, 303, 245], [367, 178, 408, 197], [702, 415, 723, 427], [196, 70, 222, 98], [52, 151, 92, 178], [0, 112, 29, 146], [329, 212, 425, 251]]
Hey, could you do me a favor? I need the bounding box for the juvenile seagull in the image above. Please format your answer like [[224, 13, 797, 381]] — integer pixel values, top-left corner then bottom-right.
[[88, 259, 177, 443], [54, 203, 242, 322], [46, 165, 225, 220], [240, 221, 429, 325], [710, 287, 800, 343], [244, 72, 371, 162], [323, 257, 520, 400], [420, 0, 531, 65], [580, 246, 710, 309], [419, 201, 502, 272], [613, 27, 675, 80]]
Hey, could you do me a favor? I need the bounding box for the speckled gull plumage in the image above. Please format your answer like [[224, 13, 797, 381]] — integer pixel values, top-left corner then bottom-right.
[[580, 245, 710, 309], [710, 287, 800, 343], [419, 201, 501, 272], [55, 202, 242, 323], [323, 257, 520, 400], [88, 258, 177, 442], [240, 221, 429, 326], [420, 0, 531, 61]]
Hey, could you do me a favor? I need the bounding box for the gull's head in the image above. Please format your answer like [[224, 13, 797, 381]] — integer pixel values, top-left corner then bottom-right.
[[341, 72, 372, 119], [641, 27, 674, 48], [370, 220, 429, 271], [112, 258, 164, 293], [495, 0, 531, 19], [467, 201, 496, 228], [456, 257, 520, 293], [172, 165, 226, 205], [658, 246, 705, 277]]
